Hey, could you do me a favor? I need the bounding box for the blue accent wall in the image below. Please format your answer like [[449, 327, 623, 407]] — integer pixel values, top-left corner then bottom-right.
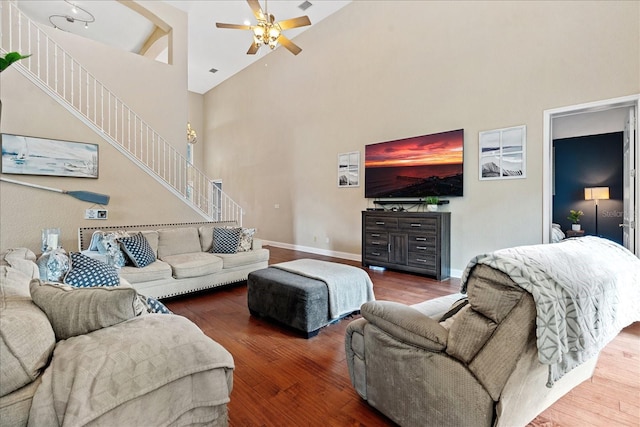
[[553, 132, 623, 244]]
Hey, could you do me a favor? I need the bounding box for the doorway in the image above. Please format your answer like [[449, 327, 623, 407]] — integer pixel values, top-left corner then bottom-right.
[[543, 94, 639, 256]]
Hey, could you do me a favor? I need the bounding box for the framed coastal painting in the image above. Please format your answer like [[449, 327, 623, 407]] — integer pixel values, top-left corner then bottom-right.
[[479, 125, 526, 180], [0, 133, 99, 178], [338, 151, 360, 187]]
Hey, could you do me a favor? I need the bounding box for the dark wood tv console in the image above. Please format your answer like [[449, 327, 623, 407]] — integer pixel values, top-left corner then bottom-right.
[[362, 211, 451, 280]]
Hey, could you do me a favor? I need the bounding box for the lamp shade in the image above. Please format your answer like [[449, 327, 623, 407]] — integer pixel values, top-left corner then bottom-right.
[[584, 187, 610, 200]]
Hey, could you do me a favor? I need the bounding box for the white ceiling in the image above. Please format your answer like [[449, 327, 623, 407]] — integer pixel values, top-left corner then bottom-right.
[[16, 0, 351, 95]]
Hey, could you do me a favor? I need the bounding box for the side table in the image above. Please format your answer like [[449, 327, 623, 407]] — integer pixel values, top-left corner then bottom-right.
[[565, 230, 585, 238]]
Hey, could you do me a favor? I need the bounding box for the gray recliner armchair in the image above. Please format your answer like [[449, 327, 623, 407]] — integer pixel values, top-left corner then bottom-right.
[[345, 264, 599, 427]]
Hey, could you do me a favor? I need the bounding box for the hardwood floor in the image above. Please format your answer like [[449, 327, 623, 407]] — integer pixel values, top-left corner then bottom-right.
[[164, 246, 640, 427]]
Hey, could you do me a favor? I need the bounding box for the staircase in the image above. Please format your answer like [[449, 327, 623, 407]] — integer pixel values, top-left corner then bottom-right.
[[0, 1, 242, 224]]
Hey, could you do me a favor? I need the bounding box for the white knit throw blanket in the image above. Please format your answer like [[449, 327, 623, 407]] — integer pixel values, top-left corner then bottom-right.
[[272, 259, 375, 319], [460, 236, 640, 387]]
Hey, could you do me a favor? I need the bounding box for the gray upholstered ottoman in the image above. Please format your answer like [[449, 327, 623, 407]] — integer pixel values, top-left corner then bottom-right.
[[247, 267, 331, 338], [248, 260, 375, 338]]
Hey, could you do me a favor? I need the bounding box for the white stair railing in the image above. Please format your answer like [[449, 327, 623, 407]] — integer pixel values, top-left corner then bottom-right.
[[1, 1, 243, 225]]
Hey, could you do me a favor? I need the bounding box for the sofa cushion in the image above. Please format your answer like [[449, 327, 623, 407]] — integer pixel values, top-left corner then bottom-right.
[[119, 233, 156, 268], [119, 260, 173, 283], [64, 252, 120, 287], [199, 225, 216, 252], [30, 279, 140, 341], [2, 248, 39, 279], [467, 264, 523, 323], [157, 228, 202, 258], [212, 227, 242, 254], [0, 266, 56, 398], [140, 230, 159, 257], [161, 252, 223, 279], [214, 248, 270, 269]]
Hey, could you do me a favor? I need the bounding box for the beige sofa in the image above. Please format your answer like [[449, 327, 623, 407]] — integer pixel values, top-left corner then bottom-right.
[[79, 221, 270, 299], [345, 236, 640, 427], [0, 248, 234, 426]]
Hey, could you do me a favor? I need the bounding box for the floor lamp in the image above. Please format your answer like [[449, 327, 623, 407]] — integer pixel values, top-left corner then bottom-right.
[[584, 187, 610, 236]]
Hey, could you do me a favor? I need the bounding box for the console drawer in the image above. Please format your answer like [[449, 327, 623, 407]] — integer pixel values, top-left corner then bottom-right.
[[398, 218, 437, 233], [408, 253, 436, 269], [408, 239, 436, 253], [364, 247, 389, 263], [365, 231, 389, 246], [365, 216, 399, 230]]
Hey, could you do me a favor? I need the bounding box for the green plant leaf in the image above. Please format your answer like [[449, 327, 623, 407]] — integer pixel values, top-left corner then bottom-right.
[[0, 52, 31, 72]]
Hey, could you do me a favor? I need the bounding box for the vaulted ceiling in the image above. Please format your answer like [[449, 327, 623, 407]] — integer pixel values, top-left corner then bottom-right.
[[16, 0, 351, 94]]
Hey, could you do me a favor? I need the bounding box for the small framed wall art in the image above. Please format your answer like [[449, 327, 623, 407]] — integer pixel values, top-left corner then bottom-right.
[[338, 151, 360, 187], [479, 125, 526, 180], [1, 133, 99, 178]]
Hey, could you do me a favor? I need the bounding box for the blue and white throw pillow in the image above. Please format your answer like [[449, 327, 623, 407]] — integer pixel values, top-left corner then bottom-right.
[[212, 227, 242, 254], [118, 233, 156, 268], [146, 296, 172, 314], [64, 252, 120, 287]]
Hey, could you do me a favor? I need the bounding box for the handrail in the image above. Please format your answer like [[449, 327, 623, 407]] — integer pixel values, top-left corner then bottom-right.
[[0, 1, 243, 224]]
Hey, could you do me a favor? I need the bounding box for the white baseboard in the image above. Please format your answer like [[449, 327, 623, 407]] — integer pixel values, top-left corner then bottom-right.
[[450, 268, 463, 279], [262, 240, 361, 262], [262, 240, 464, 279]]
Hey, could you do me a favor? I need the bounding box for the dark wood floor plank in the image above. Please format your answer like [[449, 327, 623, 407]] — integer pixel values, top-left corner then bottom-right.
[[164, 246, 640, 427]]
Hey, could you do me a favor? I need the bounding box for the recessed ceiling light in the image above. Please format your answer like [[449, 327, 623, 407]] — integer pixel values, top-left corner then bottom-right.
[[209, 68, 218, 74], [298, 1, 312, 11]]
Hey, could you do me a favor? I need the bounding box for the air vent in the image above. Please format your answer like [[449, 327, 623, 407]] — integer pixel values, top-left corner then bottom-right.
[[298, 1, 312, 11], [209, 68, 218, 74]]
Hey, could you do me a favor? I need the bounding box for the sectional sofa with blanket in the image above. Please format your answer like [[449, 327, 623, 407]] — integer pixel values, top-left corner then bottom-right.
[[79, 221, 270, 299], [0, 247, 234, 426]]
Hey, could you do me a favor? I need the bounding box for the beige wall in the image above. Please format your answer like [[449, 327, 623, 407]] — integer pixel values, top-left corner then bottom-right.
[[0, 1, 204, 253], [203, 1, 640, 273], [188, 91, 205, 171]]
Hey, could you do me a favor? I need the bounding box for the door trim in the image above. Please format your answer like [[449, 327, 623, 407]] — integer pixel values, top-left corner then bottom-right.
[[543, 94, 639, 255]]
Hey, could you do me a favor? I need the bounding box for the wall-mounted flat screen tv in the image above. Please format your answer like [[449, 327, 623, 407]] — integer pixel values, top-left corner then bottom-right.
[[364, 129, 463, 198]]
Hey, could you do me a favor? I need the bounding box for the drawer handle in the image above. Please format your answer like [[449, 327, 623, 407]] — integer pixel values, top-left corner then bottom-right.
[[410, 223, 421, 227], [416, 258, 428, 263], [372, 252, 381, 256], [416, 246, 427, 250], [415, 237, 427, 241], [371, 241, 381, 245], [371, 233, 381, 237], [375, 221, 385, 225]]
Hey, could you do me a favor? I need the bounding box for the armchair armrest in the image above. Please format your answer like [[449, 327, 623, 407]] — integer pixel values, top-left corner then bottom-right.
[[361, 301, 448, 351]]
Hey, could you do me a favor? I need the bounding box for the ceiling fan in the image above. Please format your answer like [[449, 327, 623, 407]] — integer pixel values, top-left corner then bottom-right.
[[215, 0, 311, 55]]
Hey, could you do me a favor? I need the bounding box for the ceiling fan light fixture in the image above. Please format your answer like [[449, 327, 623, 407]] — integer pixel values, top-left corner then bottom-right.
[[253, 24, 265, 45], [216, 0, 310, 56]]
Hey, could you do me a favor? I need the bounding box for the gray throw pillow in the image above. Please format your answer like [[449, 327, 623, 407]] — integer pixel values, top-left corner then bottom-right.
[[29, 279, 139, 340], [212, 227, 242, 254]]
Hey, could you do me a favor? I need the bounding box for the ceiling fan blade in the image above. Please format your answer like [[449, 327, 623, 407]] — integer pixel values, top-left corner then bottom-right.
[[247, 42, 260, 55], [277, 16, 311, 30], [216, 22, 253, 30], [247, 0, 265, 20], [277, 35, 302, 55]]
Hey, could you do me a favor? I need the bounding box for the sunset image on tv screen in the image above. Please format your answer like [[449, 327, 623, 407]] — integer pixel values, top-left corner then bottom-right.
[[364, 129, 463, 198]]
